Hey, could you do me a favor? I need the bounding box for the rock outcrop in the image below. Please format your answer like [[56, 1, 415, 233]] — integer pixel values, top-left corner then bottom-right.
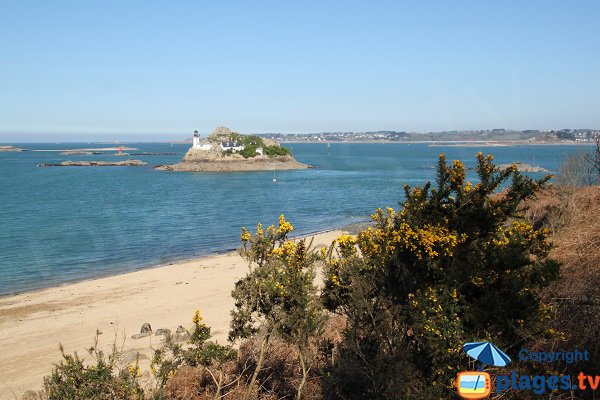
[[37, 159, 148, 167], [155, 328, 171, 336], [61, 151, 101, 155], [0, 146, 25, 152], [131, 322, 153, 339], [497, 162, 548, 173], [156, 149, 309, 172]]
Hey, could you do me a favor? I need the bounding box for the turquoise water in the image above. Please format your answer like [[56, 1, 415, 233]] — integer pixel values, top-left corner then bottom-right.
[[0, 142, 589, 295]]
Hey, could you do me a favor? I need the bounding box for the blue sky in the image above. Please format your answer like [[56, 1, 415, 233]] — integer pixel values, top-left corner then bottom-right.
[[1, 1, 599, 141]]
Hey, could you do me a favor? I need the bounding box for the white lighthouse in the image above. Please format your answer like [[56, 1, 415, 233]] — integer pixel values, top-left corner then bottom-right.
[[192, 130, 212, 151]]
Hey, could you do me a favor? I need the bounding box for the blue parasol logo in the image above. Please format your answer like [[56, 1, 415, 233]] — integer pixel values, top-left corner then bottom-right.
[[463, 341, 511, 368]]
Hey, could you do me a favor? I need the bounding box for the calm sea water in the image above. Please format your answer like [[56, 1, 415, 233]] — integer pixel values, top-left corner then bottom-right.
[[0, 142, 589, 295]]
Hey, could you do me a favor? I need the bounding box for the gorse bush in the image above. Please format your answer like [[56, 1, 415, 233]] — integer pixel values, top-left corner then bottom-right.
[[231, 215, 325, 400], [321, 153, 560, 399], [44, 334, 144, 400], [151, 310, 235, 388]]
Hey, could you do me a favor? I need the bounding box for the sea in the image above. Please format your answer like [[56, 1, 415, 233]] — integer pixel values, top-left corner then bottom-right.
[[0, 142, 591, 295]]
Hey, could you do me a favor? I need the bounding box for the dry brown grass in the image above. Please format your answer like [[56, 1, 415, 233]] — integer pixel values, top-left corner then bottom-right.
[[524, 185, 600, 373], [158, 315, 348, 400], [525, 186, 600, 299]]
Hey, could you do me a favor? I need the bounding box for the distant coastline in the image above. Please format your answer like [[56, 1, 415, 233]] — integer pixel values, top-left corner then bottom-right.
[[280, 140, 596, 145]]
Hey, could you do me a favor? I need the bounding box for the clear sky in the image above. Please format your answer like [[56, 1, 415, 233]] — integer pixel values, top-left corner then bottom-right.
[[1, 0, 599, 141]]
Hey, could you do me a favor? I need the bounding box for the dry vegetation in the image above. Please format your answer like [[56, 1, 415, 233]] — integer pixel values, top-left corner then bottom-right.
[[525, 185, 600, 374], [160, 315, 347, 400]]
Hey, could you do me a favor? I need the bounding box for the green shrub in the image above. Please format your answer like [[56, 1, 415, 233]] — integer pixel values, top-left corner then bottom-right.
[[264, 145, 291, 157], [44, 335, 144, 400], [239, 145, 258, 158], [231, 215, 325, 400], [151, 310, 235, 388], [321, 153, 559, 399]]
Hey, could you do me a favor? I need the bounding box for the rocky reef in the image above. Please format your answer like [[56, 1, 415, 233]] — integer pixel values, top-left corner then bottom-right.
[[497, 162, 548, 173], [0, 146, 26, 152], [61, 151, 102, 155], [37, 159, 148, 167]]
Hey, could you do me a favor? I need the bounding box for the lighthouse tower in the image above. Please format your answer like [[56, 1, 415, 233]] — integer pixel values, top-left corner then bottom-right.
[[191, 130, 212, 151], [192, 130, 201, 149]]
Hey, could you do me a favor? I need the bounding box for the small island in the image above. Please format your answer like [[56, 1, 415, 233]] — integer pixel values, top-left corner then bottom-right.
[[37, 159, 147, 167], [0, 145, 26, 152], [497, 162, 548, 173], [156, 127, 310, 172]]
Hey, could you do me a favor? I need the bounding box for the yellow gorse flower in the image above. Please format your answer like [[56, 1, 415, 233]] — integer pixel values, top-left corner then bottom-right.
[[358, 221, 464, 262], [450, 160, 466, 189], [330, 274, 340, 286], [277, 214, 294, 234], [240, 227, 251, 242], [192, 309, 203, 324]]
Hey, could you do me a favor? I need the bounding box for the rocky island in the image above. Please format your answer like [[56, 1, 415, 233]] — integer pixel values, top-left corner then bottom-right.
[[61, 150, 103, 155], [0, 145, 26, 152], [497, 162, 548, 173], [156, 127, 310, 172], [37, 159, 147, 167]]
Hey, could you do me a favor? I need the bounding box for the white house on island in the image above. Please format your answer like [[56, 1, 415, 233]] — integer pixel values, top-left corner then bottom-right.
[[220, 141, 245, 152], [192, 130, 212, 151]]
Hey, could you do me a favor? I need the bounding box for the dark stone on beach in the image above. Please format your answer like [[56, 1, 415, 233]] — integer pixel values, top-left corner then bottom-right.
[[131, 332, 151, 340], [155, 328, 171, 336], [141, 323, 152, 333], [174, 325, 190, 340]]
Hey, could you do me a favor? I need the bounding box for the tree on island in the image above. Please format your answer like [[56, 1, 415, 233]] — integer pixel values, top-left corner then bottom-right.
[[207, 126, 292, 158]]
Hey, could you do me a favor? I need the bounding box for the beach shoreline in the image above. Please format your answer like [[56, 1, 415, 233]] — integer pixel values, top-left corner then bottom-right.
[[0, 229, 345, 399], [0, 226, 356, 299]]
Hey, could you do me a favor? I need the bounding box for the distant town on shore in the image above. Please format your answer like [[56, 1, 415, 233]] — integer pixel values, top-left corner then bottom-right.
[[254, 128, 599, 143]]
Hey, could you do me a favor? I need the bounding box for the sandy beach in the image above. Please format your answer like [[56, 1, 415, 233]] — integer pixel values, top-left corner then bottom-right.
[[0, 230, 343, 399]]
